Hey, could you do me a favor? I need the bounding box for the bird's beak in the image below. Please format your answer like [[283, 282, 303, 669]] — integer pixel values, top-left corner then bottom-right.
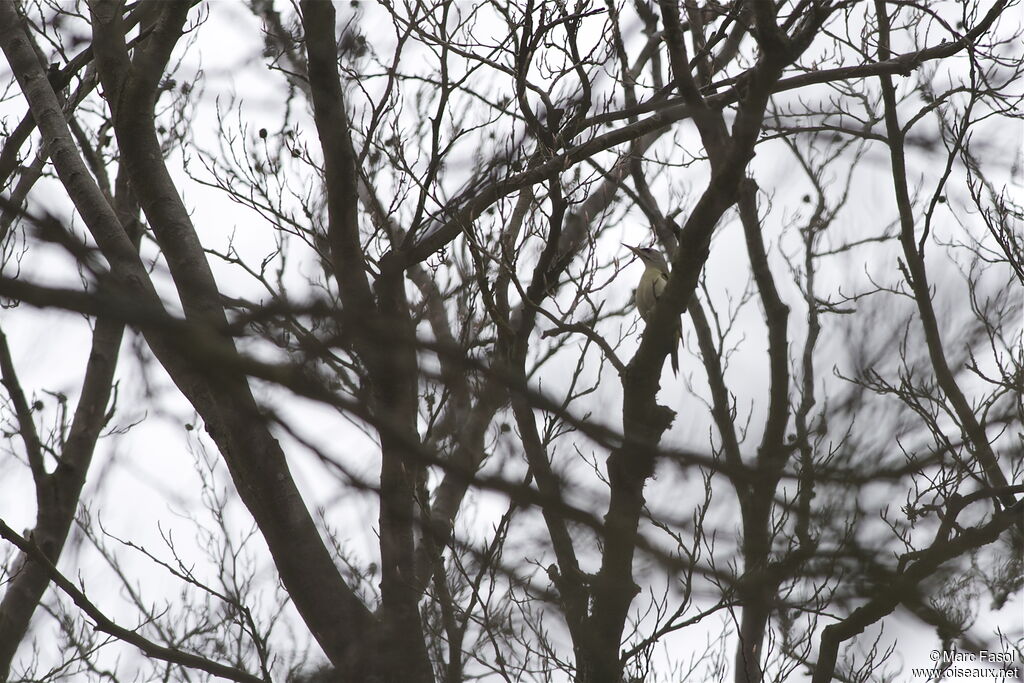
[[623, 244, 641, 257]]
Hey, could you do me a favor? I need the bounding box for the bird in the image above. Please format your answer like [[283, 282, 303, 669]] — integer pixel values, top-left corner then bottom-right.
[[626, 244, 680, 375]]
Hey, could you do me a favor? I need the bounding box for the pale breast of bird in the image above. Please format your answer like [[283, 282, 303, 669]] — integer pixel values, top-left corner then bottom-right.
[[635, 268, 668, 322]]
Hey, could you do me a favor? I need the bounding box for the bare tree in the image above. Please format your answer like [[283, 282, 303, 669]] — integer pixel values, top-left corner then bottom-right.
[[0, 1, 1020, 682]]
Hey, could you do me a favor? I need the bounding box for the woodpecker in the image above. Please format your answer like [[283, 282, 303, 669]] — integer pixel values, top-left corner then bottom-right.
[[626, 244, 680, 375]]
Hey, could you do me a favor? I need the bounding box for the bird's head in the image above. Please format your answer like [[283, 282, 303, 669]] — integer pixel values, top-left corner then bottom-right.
[[625, 244, 669, 271]]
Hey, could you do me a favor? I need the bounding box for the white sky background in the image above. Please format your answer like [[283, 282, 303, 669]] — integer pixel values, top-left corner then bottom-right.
[[0, 1, 1021, 681]]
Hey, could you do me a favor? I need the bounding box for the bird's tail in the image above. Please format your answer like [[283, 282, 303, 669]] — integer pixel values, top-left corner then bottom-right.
[[670, 326, 681, 376]]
